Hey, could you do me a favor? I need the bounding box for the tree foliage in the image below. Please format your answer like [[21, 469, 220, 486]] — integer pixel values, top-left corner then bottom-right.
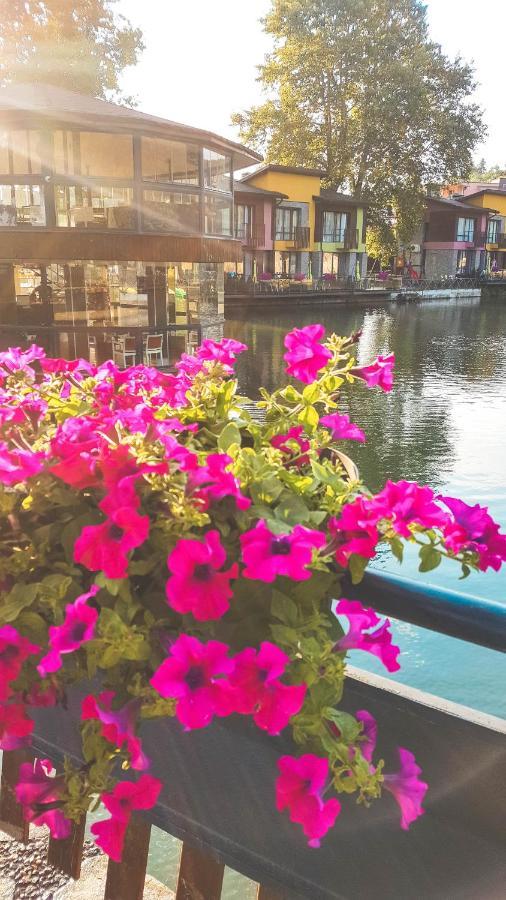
[[469, 159, 506, 183], [233, 0, 484, 255], [0, 0, 144, 103]]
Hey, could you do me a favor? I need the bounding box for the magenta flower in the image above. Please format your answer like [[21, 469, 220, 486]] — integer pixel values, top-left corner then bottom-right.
[[74, 506, 150, 579], [276, 754, 341, 847], [355, 709, 378, 764], [15, 758, 71, 839], [320, 412, 366, 443], [150, 634, 234, 730], [283, 324, 332, 384], [440, 496, 506, 571], [82, 691, 149, 771], [196, 338, 247, 373], [0, 701, 34, 749], [0, 442, 45, 485], [383, 748, 428, 830], [240, 521, 326, 583], [37, 586, 99, 677], [333, 598, 401, 672], [0, 625, 39, 700], [350, 353, 395, 392], [271, 426, 310, 466], [369, 480, 450, 538], [41, 357, 94, 376], [329, 499, 381, 566], [91, 775, 162, 862], [0, 344, 45, 374], [226, 642, 306, 735], [187, 453, 251, 510], [166, 530, 238, 621]]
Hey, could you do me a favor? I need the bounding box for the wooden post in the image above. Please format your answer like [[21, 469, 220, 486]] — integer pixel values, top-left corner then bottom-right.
[[256, 886, 285, 900], [0, 749, 31, 842], [175, 841, 225, 900], [48, 815, 86, 879], [103, 814, 151, 900]]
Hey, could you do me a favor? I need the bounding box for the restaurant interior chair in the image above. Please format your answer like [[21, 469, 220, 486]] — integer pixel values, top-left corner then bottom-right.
[[112, 335, 137, 368], [143, 333, 164, 367]]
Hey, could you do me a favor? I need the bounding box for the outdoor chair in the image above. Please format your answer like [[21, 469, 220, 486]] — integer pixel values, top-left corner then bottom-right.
[[112, 335, 137, 368], [143, 333, 164, 366]]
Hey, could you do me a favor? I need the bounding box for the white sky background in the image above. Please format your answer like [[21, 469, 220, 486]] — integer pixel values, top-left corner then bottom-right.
[[119, 0, 505, 166]]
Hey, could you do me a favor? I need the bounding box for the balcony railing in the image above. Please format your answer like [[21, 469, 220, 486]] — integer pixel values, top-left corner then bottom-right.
[[234, 221, 266, 248], [343, 227, 360, 250], [497, 233, 506, 249]]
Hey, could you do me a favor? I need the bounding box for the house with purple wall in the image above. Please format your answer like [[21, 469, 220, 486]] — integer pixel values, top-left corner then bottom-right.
[[409, 196, 495, 278], [232, 181, 287, 279]]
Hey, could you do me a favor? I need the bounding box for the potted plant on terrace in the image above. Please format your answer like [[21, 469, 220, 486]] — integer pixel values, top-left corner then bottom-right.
[[0, 327, 505, 862]]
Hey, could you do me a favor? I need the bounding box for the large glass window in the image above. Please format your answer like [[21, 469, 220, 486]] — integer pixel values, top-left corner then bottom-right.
[[0, 184, 45, 225], [55, 184, 135, 228], [487, 219, 500, 243], [275, 207, 301, 240], [235, 204, 254, 240], [53, 131, 133, 178], [204, 193, 232, 235], [141, 137, 199, 185], [322, 211, 348, 242], [322, 252, 342, 275], [203, 148, 231, 192], [274, 251, 300, 276], [142, 189, 200, 232], [0, 131, 43, 174], [456, 217, 475, 242]]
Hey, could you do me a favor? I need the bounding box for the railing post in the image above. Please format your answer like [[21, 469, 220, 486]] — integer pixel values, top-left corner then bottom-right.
[[48, 815, 86, 879], [104, 814, 151, 900], [175, 842, 225, 900], [0, 749, 31, 842]]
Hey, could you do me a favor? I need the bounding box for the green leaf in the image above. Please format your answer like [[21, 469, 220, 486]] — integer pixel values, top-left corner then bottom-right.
[[274, 492, 310, 525], [323, 708, 361, 742], [302, 382, 320, 404], [348, 554, 368, 585], [95, 573, 122, 596], [418, 545, 441, 572], [271, 590, 299, 626], [16, 611, 48, 645], [390, 537, 404, 563], [1, 582, 40, 623], [298, 405, 319, 433], [270, 623, 299, 646], [218, 421, 241, 452]]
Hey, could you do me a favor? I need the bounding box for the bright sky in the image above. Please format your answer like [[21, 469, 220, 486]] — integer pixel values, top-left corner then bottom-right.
[[119, 0, 505, 166]]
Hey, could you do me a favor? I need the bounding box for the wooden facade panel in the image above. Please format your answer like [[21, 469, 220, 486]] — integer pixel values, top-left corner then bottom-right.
[[0, 231, 242, 264]]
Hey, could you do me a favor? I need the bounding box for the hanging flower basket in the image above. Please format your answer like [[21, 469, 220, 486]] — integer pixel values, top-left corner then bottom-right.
[[0, 328, 505, 866]]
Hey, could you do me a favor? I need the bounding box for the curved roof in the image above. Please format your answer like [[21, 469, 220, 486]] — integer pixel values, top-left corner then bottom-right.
[[0, 83, 262, 170]]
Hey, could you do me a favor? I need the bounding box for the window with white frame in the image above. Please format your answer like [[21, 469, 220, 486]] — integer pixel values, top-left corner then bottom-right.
[[456, 217, 475, 242], [322, 211, 348, 242]]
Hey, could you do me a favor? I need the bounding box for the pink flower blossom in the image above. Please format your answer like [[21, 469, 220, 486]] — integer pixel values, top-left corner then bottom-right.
[[383, 748, 428, 830], [329, 499, 381, 566], [82, 691, 149, 771], [91, 775, 162, 861], [40, 357, 94, 376], [196, 338, 247, 373], [240, 521, 326, 583], [0, 345, 45, 374], [320, 412, 366, 443], [271, 426, 310, 466], [74, 507, 150, 579], [187, 453, 250, 510], [0, 626, 39, 700], [369, 480, 450, 538], [0, 701, 34, 749], [355, 709, 377, 764], [350, 353, 395, 392], [283, 324, 332, 384], [166, 530, 238, 621], [15, 758, 71, 839], [0, 442, 45, 485], [150, 634, 233, 730], [440, 496, 506, 571], [276, 754, 341, 847], [37, 586, 100, 676], [333, 598, 400, 672], [226, 642, 306, 734]]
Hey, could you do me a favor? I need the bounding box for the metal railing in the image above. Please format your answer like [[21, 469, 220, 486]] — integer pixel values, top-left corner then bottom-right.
[[234, 222, 266, 248]]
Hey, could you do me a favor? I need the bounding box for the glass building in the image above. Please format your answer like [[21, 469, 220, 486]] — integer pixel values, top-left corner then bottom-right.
[[0, 83, 260, 364]]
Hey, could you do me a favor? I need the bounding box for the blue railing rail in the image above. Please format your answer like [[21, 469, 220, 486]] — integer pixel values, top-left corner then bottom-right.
[[345, 569, 506, 654]]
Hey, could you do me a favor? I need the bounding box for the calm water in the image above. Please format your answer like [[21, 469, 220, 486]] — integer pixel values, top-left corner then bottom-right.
[[151, 296, 506, 894]]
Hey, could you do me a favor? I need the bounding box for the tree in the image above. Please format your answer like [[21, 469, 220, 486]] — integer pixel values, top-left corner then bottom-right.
[[0, 0, 144, 103], [469, 160, 506, 183], [233, 0, 484, 257]]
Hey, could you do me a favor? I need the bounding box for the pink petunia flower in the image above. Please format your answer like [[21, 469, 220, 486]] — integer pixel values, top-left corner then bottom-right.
[[355, 709, 378, 764], [271, 426, 310, 466], [166, 530, 238, 621], [0, 442, 45, 485], [350, 353, 395, 392], [150, 634, 233, 730], [187, 453, 251, 510], [37, 586, 100, 677], [329, 499, 381, 566], [225, 642, 306, 734], [440, 496, 506, 572], [276, 754, 341, 847], [82, 691, 149, 771], [383, 748, 428, 830], [333, 598, 401, 672], [0, 345, 45, 374], [74, 507, 150, 579], [240, 521, 326, 583], [15, 758, 71, 839], [0, 625, 40, 700], [283, 324, 332, 384], [369, 480, 450, 538], [320, 412, 366, 443], [0, 701, 34, 749], [195, 338, 247, 373], [91, 775, 162, 862]]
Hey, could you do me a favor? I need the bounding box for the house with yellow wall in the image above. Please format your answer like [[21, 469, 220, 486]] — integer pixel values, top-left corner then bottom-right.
[[462, 189, 505, 270], [240, 164, 367, 279]]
